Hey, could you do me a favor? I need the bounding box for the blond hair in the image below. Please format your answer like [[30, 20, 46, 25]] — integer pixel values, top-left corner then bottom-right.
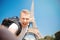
[[20, 9, 30, 16]]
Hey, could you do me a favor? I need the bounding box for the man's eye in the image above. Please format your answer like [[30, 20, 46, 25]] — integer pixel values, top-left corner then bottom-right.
[[26, 18, 29, 20], [22, 18, 25, 20]]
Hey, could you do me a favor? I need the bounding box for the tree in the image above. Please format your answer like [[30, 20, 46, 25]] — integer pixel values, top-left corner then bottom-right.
[[55, 31, 60, 40], [44, 36, 54, 40]]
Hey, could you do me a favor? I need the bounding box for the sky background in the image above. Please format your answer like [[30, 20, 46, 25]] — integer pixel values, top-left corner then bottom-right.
[[0, 0, 60, 37]]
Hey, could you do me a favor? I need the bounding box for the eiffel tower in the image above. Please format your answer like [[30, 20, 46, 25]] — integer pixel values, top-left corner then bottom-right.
[[24, 0, 42, 40]]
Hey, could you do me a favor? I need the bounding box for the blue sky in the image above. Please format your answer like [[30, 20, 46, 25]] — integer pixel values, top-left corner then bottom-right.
[[0, 0, 60, 36]]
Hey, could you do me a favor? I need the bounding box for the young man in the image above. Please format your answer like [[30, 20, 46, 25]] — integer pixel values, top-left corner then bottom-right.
[[17, 9, 31, 40], [1, 9, 31, 40]]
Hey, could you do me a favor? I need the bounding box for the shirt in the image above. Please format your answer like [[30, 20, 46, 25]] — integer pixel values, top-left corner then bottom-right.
[[18, 26, 28, 40]]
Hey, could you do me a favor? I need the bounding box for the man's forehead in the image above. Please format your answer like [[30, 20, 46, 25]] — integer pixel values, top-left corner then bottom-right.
[[21, 13, 30, 17], [21, 15, 30, 18], [20, 14, 30, 19]]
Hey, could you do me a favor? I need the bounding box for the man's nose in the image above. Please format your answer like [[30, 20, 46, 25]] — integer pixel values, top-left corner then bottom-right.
[[24, 19, 26, 22]]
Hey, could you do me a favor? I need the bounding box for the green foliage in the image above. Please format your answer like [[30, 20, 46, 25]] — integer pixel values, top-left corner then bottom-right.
[[44, 36, 55, 40], [38, 35, 55, 40], [55, 31, 60, 40], [38, 31, 60, 40]]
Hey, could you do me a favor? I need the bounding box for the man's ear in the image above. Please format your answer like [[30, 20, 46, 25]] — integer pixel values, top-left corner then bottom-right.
[[19, 18, 21, 22]]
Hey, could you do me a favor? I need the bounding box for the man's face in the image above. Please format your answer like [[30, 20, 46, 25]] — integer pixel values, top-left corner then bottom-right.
[[20, 12, 30, 27]]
